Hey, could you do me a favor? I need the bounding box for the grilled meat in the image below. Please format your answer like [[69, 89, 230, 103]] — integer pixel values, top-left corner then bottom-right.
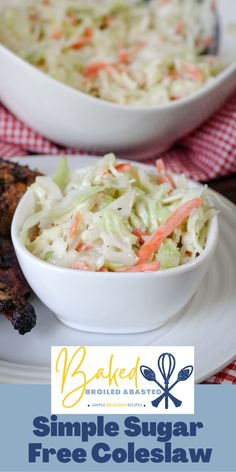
[[0, 238, 36, 334], [0, 158, 40, 237], [0, 158, 41, 334]]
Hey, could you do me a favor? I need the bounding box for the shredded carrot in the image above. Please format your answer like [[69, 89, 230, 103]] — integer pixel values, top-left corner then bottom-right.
[[51, 29, 62, 40], [168, 70, 181, 80], [69, 16, 80, 26], [68, 28, 93, 49], [116, 261, 160, 272], [185, 251, 193, 257], [99, 266, 109, 272], [69, 37, 91, 50], [138, 198, 202, 262], [118, 43, 144, 65], [176, 21, 184, 35], [172, 95, 185, 101], [133, 229, 148, 243], [156, 159, 175, 189], [115, 162, 132, 173], [84, 62, 109, 78], [69, 212, 80, 238], [105, 15, 114, 27], [84, 27, 93, 38], [118, 49, 130, 65], [184, 64, 204, 82], [102, 162, 132, 177], [73, 261, 90, 271], [76, 242, 94, 252]]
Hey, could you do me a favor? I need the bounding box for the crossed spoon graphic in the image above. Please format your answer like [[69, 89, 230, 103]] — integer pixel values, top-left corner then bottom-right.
[[140, 353, 193, 409]]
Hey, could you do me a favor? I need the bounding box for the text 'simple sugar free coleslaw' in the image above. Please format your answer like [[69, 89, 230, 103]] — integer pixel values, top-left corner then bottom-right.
[[22, 155, 213, 272], [0, 0, 223, 105]]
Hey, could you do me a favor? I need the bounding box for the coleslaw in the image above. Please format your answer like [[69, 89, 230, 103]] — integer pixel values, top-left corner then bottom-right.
[[0, 0, 222, 106], [21, 155, 213, 272]]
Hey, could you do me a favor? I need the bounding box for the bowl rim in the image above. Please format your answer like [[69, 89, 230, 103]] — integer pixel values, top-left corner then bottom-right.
[[11, 167, 219, 278], [1, 43, 236, 114]]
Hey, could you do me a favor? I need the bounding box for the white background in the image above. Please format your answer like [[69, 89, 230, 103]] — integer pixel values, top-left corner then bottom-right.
[[51, 346, 194, 415]]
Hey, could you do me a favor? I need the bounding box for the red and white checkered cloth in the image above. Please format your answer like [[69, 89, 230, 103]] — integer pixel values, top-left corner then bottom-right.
[[0, 95, 236, 383], [204, 362, 236, 385], [1, 92, 236, 181]]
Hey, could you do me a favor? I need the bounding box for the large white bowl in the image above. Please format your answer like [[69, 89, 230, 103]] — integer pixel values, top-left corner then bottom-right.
[[11, 175, 218, 334], [0, 0, 236, 156]]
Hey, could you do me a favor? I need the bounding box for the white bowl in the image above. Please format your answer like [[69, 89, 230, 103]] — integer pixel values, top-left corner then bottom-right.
[[11, 179, 218, 334], [0, 0, 236, 157]]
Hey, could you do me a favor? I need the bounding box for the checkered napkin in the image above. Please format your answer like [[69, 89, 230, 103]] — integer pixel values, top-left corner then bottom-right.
[[204, 363, 236, 385], [0, 92, 236, 181], [0, 95, 236, 383]]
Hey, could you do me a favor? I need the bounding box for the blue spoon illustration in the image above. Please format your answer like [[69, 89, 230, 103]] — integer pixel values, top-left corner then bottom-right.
[[151, 365, 193, 408], [140, 364, 182, 408]]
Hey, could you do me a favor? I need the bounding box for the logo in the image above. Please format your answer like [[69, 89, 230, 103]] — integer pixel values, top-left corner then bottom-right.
[[51, 346, 194, 415], [140, 353, 193, 410]]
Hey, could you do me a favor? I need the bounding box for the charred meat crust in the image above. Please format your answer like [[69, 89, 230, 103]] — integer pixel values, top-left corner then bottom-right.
[[0, 158, 40, 334], [0, 237, 36, 334], [0, 158, 41, 237]]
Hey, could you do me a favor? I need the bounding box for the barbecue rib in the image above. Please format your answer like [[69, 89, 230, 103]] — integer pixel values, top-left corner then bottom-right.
[[0, 158, 40, 237], [0, 158, 41, 334], [0, 238, 36, 334]]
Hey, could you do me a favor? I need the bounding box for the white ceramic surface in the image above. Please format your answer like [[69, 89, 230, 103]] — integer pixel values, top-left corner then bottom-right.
[[0, 0, 236, 156], [11, 157, 218, 334], [0, 156, 235, 383]]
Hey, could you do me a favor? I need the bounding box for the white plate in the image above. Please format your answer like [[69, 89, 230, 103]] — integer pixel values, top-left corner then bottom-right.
[[0, 156, 236, 384]]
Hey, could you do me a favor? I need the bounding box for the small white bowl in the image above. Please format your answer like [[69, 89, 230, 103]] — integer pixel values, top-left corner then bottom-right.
[[0, 0, 236, 157], [11, 182, 218, 334]]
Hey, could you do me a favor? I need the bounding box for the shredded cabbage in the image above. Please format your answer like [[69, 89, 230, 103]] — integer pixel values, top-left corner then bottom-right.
[[0, 0, 223, 106], [53, 156, 70, 192], [21, 154, 213, 272]]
